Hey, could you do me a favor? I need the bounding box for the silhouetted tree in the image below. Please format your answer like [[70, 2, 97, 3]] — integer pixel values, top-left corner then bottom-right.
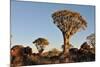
[[52, 10, 87, 55], [33, 38, 49, 55], [87, 33, 95, 48]]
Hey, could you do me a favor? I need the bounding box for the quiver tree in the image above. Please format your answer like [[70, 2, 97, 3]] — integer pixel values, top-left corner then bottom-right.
[[33, 38, 49, 55], [52, 10, 87, 54]]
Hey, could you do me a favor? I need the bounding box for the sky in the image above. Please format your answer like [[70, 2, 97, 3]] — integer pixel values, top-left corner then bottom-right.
[[11, 0, 95, 52]]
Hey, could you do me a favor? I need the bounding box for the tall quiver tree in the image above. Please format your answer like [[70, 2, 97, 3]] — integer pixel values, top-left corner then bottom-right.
[[52, 10, 87, 54]]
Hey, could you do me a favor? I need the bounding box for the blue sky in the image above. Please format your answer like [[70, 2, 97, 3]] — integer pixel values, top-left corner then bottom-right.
[[11, 1, 95, 52]]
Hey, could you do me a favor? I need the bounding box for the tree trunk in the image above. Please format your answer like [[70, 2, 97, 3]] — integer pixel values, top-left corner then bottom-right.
[[63, 32, 70, 54], [39, 49, 44, 56], [61, 32, 71, 62]]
